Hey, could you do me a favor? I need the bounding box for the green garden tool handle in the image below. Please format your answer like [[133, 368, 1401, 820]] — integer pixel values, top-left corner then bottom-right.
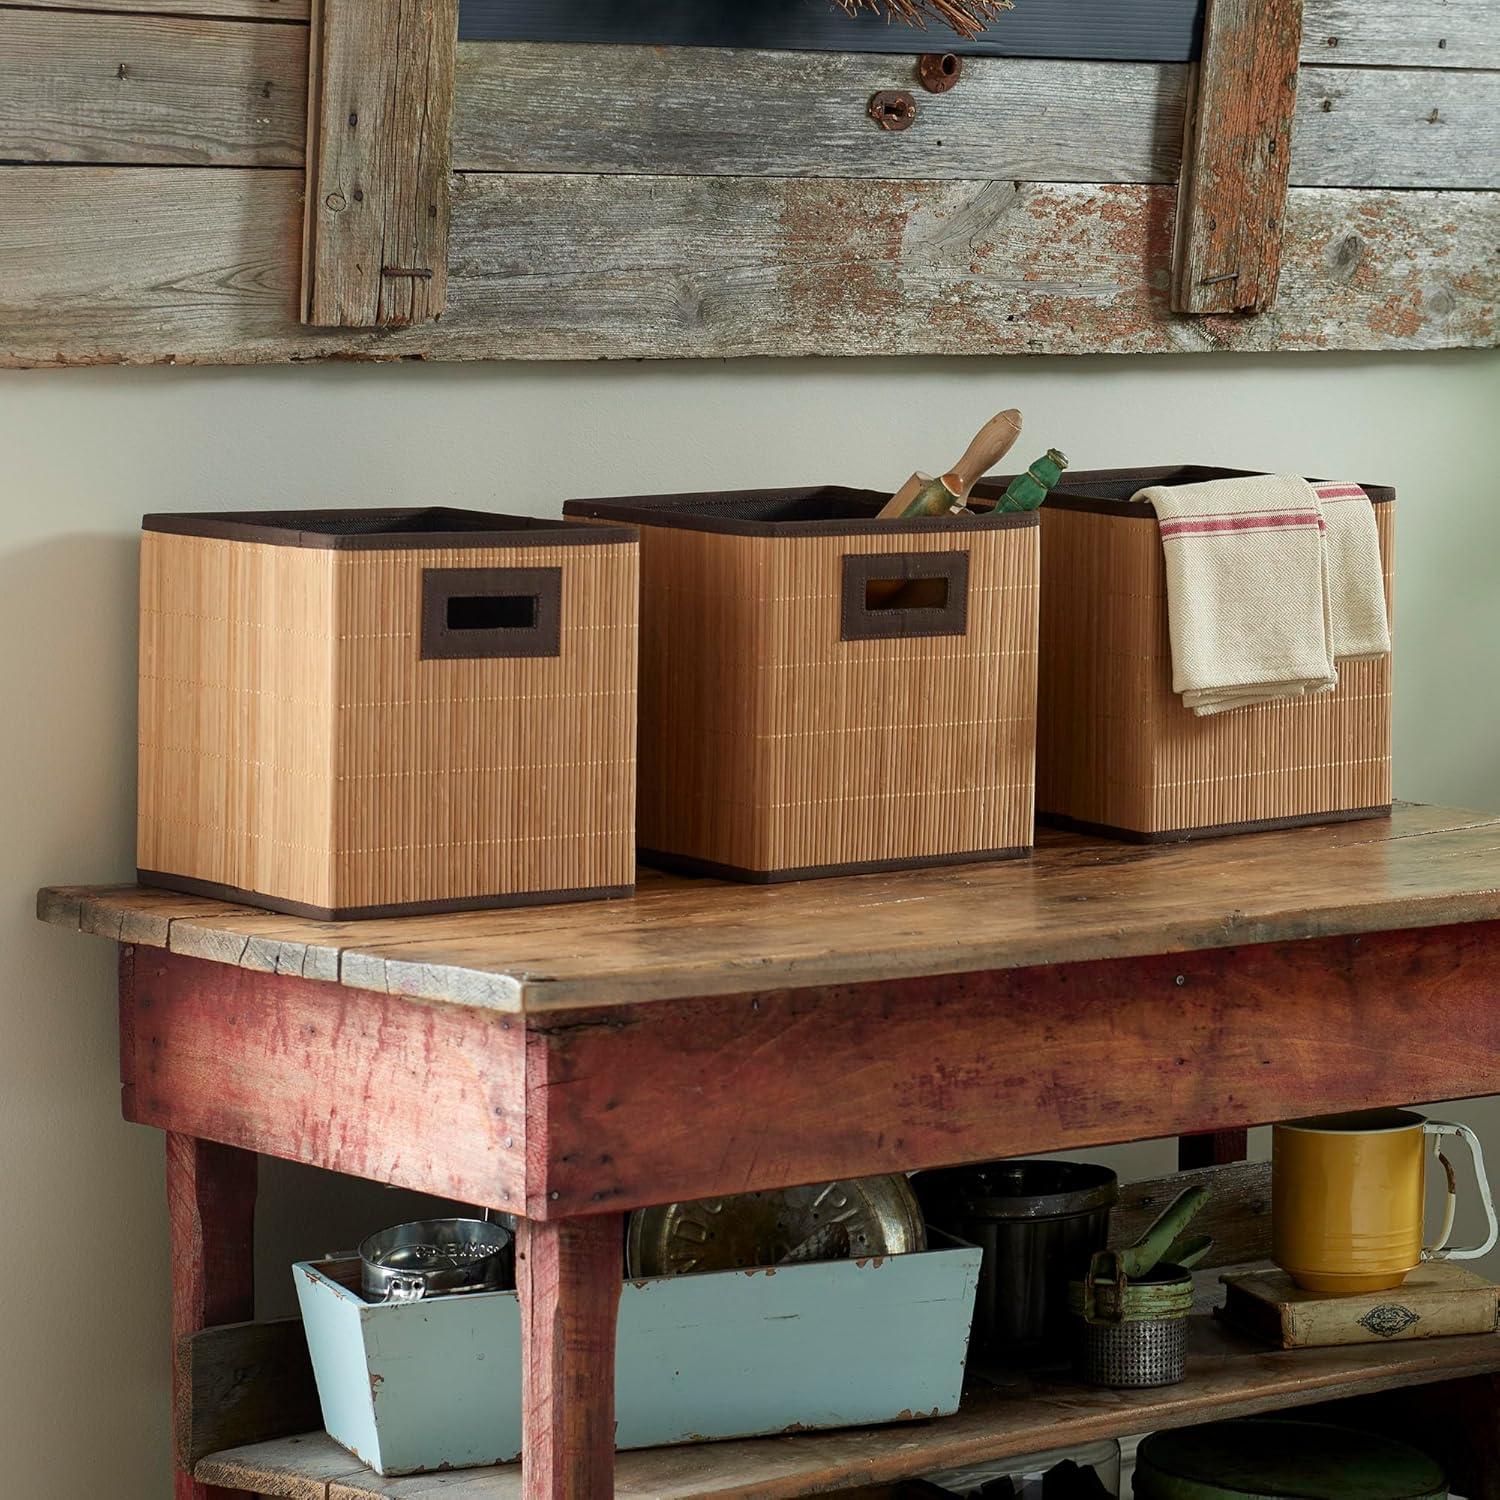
[[1120, 1185, 1209, 1279], [1162, 1233, 1214, 1271]]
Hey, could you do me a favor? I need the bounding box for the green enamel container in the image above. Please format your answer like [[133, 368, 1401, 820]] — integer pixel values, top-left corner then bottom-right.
[[1134, 1420, 1447, 1500]]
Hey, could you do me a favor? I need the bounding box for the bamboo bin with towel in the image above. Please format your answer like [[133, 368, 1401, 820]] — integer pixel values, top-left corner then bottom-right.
[[563, 487, 1039, 881], [137, 508, 639, 918], [990, 466, 1395, 842]]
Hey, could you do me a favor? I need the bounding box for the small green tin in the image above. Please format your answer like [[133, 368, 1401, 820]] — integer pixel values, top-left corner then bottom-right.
[[1134, 1419, 1447, 1500]]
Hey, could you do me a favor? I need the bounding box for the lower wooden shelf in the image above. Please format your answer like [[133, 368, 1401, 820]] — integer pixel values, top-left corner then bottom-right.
[[197, 1316, 1500, 1500]]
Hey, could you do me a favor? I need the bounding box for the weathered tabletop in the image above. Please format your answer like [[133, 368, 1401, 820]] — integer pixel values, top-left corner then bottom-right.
[[36, 803, 1500, 1015]]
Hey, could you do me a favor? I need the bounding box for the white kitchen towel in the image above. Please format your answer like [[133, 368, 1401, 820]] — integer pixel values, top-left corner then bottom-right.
[[1131, 473, 1339, 716], [1313, 480, 1392, 660]]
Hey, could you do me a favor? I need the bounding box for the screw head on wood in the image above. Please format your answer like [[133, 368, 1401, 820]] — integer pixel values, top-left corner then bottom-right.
[[868, 90, 918, 131], [918, 53, 963, 92]]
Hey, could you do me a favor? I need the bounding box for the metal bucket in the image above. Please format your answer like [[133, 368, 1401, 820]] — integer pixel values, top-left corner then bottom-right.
[[1069, 1259, 1195, 1388], [914, 1159, 1117, 1364]]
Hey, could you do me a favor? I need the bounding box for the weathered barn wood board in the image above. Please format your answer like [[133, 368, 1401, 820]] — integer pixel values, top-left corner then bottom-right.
[[303, 0, 458, 325], [24, 0, 309, 17], [0, 9, 306, 167], [198, 1336, 1500, 1500], [1, 169, 1493, 365], [40, 808, 1500, 1013], [1304, 0, 1499, 69], [452, 48, 1184, 184], [452, 44, 1498, 191], [1173, 0, 1305, 314]]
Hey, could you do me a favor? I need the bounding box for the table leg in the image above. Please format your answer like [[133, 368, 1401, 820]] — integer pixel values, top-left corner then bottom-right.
[[1178, 1128, 1249, 1169], [518, 1213, 624, 1500], [167, 1133, 258, 1500]]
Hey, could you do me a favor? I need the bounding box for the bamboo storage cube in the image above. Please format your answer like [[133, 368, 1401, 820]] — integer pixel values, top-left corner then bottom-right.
[[137, 509, 638, 918], [563, 488, 1039, 880], [1003, 466, 1394, 842]]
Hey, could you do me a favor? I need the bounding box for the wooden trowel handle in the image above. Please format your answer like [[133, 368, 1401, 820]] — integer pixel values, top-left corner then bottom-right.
[[941, 408, 1023, 501]]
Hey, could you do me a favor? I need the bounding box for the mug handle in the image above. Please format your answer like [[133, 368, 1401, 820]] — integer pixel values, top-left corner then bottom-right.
[[1421, 1120, 1499, 1262]]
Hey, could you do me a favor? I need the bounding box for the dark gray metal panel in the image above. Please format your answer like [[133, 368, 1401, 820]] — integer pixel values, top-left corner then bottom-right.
[[458, 0, 1204, 62]]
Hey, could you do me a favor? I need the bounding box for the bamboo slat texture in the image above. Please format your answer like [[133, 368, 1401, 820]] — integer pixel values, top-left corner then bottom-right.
[[137, 514, 637, 917], [565, 491, 1038, 879], [1028, 470, 1394, 840]]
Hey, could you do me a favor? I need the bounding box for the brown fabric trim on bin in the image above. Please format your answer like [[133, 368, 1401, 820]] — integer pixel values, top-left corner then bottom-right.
[[137, 870, 634, 921], [420, 566, 563, 661], [564, 487, 1039, 538], [142, 508, 637, 550], [637, 844, 1031, 884], [1039, 804, 1393, 845], [840, 550, 970, 642], [970, 468, 1395, 520]]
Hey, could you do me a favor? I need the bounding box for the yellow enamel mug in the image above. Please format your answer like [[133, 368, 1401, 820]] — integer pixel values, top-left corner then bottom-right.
[[1273, 1109, 1498, 1293]]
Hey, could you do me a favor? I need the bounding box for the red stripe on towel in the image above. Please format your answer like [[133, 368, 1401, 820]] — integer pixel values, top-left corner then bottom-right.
[[1160, 512, 1325, 538], [1314, 483, 1368, 500]]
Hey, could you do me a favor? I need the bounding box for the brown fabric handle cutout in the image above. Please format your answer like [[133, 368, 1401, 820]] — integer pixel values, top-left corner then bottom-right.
[[840, 551, 970, 642], [420, 566, 563, 660]]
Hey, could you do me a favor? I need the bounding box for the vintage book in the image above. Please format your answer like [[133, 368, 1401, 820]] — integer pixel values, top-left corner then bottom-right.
[[1219, 1263, 1499, 1349]]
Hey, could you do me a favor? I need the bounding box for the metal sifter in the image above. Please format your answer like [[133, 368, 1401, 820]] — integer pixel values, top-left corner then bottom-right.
[[359, 1218, 513, 1304], [1068, 1185, 1211, 1389]]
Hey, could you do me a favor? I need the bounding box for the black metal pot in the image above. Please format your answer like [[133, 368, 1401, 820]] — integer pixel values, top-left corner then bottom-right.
[[915, 1159, 1118, 1366]]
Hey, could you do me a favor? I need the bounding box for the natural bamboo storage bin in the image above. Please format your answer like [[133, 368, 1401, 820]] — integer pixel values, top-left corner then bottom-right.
[[137, 509, 638, 918], [563, 488, 1040, 881], [997, 466, 1394, 842]]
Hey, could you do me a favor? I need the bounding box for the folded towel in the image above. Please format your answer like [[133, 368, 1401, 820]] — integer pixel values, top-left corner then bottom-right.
[[1131, 473, 1387, 717], [1313, 480, 1392, 661]]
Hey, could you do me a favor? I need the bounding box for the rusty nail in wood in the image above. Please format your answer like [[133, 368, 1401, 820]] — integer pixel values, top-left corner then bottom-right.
[[868, 90, 917, 131], [918, 53, 963, 92], [1199, 272, 1240, 286], [381, 266, 434, 279]]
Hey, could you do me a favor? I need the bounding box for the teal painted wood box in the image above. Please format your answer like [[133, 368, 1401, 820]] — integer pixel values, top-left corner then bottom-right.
[[295, 1239, 983, 1476]]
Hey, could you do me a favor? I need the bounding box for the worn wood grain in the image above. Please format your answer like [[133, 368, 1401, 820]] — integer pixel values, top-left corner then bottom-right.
[[1173, 0, 1306, 313], [529, 923, 1500, 1216], [198, 1326, 1500, 1500], [517, 1216, 624, 1500], [1112, 1161, 1272, 1270], [1303, 0, 1499, 69], [128, 951, 528, 1211], [6, 169, 1492, 366], [303, 0, 457, 325], [39, 805, 1500, 1014], [178, 1319, 320, 1469], [1297, 65, 1500, 189], [22, 0, 309, 16], [453, 44, 1497, 190], [452, 46, 1184, 183], [0, 9, 305, 166], [168, 1135, 258, 1500]]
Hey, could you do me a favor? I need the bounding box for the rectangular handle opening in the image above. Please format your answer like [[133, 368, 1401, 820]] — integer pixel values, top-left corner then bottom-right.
[[446, 593, 538, 632], [864, 576, 950, 612], [422, 567, 562, 659], [842, 551, 969, 641]]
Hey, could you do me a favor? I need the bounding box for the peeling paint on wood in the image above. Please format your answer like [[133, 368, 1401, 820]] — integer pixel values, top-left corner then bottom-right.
[[1, 169, 1493, 365]]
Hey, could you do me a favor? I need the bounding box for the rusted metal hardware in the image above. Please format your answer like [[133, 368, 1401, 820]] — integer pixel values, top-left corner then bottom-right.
[[918, 52, 963, 92], [868, 90, 918, 131]]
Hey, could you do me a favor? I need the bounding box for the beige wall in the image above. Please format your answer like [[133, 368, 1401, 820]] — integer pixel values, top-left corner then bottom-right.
[[2, 350, 1497, 1498]]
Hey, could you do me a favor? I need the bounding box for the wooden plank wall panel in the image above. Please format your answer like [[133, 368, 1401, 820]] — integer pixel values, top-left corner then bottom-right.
[[302, 0, 458, 326], [452, 45, 1499, 191], [26, 0, 309, 16], [1303, 0, 1499, 69], [1, 170, 1494, 365], [1173, 0, 1306, 314], [452, 48, 1185, 183], [0, 9, 306, 167]]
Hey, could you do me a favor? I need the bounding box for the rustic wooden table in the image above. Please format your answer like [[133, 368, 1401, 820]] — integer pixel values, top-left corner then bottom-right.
[[37, 803, 1500, 1500]]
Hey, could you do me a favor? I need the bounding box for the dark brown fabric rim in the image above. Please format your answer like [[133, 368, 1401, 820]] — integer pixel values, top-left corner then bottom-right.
[[637, 844, 1031, 884], [1039, 804, 1393, 845], [971, 467, 1395, 521], [143, 508, 637, 551], [137, 869, 633, 920], [564, 487, 1038, 538]]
